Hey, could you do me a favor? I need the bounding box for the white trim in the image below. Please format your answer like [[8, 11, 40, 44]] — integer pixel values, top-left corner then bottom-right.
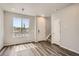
[[34, 16, 38, 42]]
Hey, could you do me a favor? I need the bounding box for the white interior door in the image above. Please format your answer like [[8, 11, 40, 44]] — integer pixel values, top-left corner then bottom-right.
[[53, 19, 60, 45], [36, 16, 46, 41]]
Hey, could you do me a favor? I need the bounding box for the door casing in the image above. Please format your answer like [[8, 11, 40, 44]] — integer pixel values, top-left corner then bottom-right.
[[51, 16, 61, 45]]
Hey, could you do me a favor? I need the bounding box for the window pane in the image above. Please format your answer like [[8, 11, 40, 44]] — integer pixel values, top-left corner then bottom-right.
[[13, 17, 22, 33], [13, 17, 21, 28], [21, 18, 30, 33], [22, 18, 30, 28]]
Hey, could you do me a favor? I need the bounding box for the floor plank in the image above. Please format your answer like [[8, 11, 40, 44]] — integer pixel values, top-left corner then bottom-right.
[[0, 41, 79, 56]]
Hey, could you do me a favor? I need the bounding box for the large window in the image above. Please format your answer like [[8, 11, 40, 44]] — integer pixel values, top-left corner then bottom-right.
[[13, 17, 30, 37]]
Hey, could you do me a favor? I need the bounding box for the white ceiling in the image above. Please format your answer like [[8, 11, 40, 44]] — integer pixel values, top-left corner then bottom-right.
[[0, 3, 72, 16]]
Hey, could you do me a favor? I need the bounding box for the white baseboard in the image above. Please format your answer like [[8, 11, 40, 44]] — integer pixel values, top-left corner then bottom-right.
[[51, 42, 79, 54], [59, 44, 79, 54]]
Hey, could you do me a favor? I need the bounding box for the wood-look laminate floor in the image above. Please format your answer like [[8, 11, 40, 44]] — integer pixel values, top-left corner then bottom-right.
[[0, 41, 79, 56]]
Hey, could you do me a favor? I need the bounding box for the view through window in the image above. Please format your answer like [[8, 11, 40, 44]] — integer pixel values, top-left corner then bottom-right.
[[13, 17, 30, 37]]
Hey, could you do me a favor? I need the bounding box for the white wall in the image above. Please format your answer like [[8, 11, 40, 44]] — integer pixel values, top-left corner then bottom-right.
[[4, 12, 36, 46], [52, 4, 79, 53], [0, 8, 4, 50]]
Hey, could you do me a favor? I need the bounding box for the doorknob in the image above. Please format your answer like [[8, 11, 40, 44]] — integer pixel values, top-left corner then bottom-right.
[[38, 29, 40, 33]]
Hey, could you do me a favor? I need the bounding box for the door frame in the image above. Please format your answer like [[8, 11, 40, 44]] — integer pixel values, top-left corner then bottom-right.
[[51, 16, 61, 45]]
